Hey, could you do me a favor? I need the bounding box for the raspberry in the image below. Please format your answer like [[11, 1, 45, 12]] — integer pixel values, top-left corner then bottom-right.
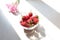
[[32, 16, 38, 18], [29, 12, 33, 17], [25, 15, 30, 20], [20, 21, 30, 27], [27, 18, 31, 23], [20, 21, 23, 23], [27, 18, 33, 24], [20, 21, 26, 26], [25, 23, 30, 27], [34, 15, 38, 18], [22, 16, 30, 21], [22, 16, 26, 21], [33, 17, 38, 24]]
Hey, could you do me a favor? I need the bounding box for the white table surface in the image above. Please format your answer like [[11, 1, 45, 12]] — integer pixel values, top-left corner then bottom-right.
[[42, 0, 60, 13], [0, 0, 60, 40]]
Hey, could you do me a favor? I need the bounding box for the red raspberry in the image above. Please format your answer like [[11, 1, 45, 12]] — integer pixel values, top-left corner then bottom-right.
[[22, 16, 26, 21], [25, 15, 30, 20], [33, 17, 38, 24], [22, 16, 30, 21], [20, 21, 23, 23], [27, 18, 32, 24], [25, 23, 30, 27], [34, 15, 38, 18], [32, 15, 38, 18], [20, 21, 26, 26], [29, 12, 33, 17], [20, 21, 30, 27]]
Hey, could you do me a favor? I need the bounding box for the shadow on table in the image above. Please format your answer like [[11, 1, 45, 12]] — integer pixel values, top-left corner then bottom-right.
[[27, 0, 60, 29], [0, 9, 21, 40], [24, 24, 46, 40]]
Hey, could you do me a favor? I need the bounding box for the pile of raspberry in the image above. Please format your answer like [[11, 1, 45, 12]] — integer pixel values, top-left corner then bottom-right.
[[20, 12, 39, 28]]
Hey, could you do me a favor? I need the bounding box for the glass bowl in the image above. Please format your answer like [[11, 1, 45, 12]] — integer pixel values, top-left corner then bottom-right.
[[20, 12, 39, 30]]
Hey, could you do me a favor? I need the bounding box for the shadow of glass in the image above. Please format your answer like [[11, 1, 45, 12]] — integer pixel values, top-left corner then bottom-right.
[[24, 24, 46, 40], [27, 0, 60, 29], [35, 25, 46, 37]]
